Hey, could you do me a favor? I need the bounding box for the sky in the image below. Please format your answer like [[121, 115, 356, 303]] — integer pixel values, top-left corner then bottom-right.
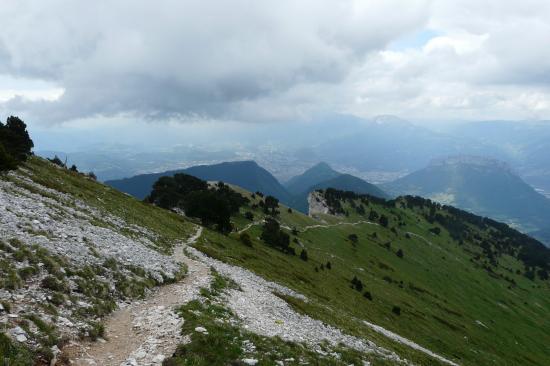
[[1, 0, 550, 150]]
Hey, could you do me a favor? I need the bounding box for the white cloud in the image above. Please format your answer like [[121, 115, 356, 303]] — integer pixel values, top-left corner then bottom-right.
[[1, 0, 550, 124]]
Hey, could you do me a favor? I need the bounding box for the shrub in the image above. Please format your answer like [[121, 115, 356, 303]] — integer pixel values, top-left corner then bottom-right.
[[239, 232, 253, 247], [263, 195, 279, 215], [69, 164, 78, 172], [48, 155, 65, 167], [396, 249, 404, 258], [369, 210, 379, 221], [300, 249, 308, 261], [363, 291, 373, 300], [287, 208, 293, 213], [18, 266, 38, 280], [50, 292, 65, 306], [326, 261, 332, 270], [429, 227, 441, 235], [244, 211, 254, 221], [348, 234, 358, 245], [261, 218, 292, 254], [392, 306, 401, 315], [379, 215, 389, 227], [41, 276, 67, 292], [351, 276, 363, 292]]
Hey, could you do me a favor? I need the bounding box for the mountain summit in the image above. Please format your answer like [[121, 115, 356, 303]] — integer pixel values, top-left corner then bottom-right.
[[284, 162, 341, 194]]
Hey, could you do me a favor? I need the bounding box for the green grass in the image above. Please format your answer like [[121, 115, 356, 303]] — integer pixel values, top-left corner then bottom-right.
[[192, 196, 550, 366]]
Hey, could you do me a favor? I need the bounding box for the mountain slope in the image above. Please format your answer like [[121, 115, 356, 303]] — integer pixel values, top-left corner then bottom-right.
[[196, 188, 550, 366], [383, 156, 550, 244], [290, 173, 388, 213], [0, 157, 195, 363], [106, 160, 292, 203], [284, 162, 341, 195], [2, 156, 550, 366]]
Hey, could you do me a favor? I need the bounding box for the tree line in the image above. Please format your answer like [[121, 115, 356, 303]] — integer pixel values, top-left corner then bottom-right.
[[147, 174, 248, 233]]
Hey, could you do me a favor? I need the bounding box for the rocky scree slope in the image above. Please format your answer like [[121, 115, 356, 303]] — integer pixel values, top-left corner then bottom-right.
[[0, 158, 193, 364]]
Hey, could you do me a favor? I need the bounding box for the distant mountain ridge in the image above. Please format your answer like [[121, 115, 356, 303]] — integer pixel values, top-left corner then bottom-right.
[[383, 155, 550, 245], [107, 160, 388, 214], [106, 160, 292, 203]]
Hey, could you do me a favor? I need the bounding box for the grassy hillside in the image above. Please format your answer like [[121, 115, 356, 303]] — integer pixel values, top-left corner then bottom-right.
[[192, 188, 550, 366], [3, 157, 549, 365]]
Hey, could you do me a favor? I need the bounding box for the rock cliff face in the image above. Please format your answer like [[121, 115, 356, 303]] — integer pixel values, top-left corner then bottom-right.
[[0, 165, 184, 358], [307, 191, 330, 216]]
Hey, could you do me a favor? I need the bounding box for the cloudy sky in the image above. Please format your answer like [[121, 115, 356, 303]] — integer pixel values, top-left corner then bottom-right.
[[1, 0, 550, 138]]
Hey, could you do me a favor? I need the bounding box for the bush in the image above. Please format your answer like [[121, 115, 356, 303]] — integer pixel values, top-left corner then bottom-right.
[[239, 232, 253, 247], [348, 234, 358, 245], [326, 261, 332, 270], [244, 211, 254, 221], [396, 249, 404, 258], [48, 155, 65, 167], [392, 306, 401, 316], [261, 218, 292, 254], [379, 215, 389, 227], [41, 276, 67, 292], [263, 195, 279, 215], [429, 227, 441, 235], [363, 291, 373, 300], [300, 249, 308, 261], [351, 276, 363, 292]]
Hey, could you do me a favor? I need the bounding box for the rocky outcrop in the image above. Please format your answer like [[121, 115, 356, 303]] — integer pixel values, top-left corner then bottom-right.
[[307, 191, 330, 217]]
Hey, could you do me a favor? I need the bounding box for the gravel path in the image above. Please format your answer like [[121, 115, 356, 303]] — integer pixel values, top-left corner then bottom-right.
[[64, 227, 210, 366]]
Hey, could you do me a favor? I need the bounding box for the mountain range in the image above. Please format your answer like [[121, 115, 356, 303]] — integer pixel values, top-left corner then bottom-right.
[[106, 160, 388, 212]]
